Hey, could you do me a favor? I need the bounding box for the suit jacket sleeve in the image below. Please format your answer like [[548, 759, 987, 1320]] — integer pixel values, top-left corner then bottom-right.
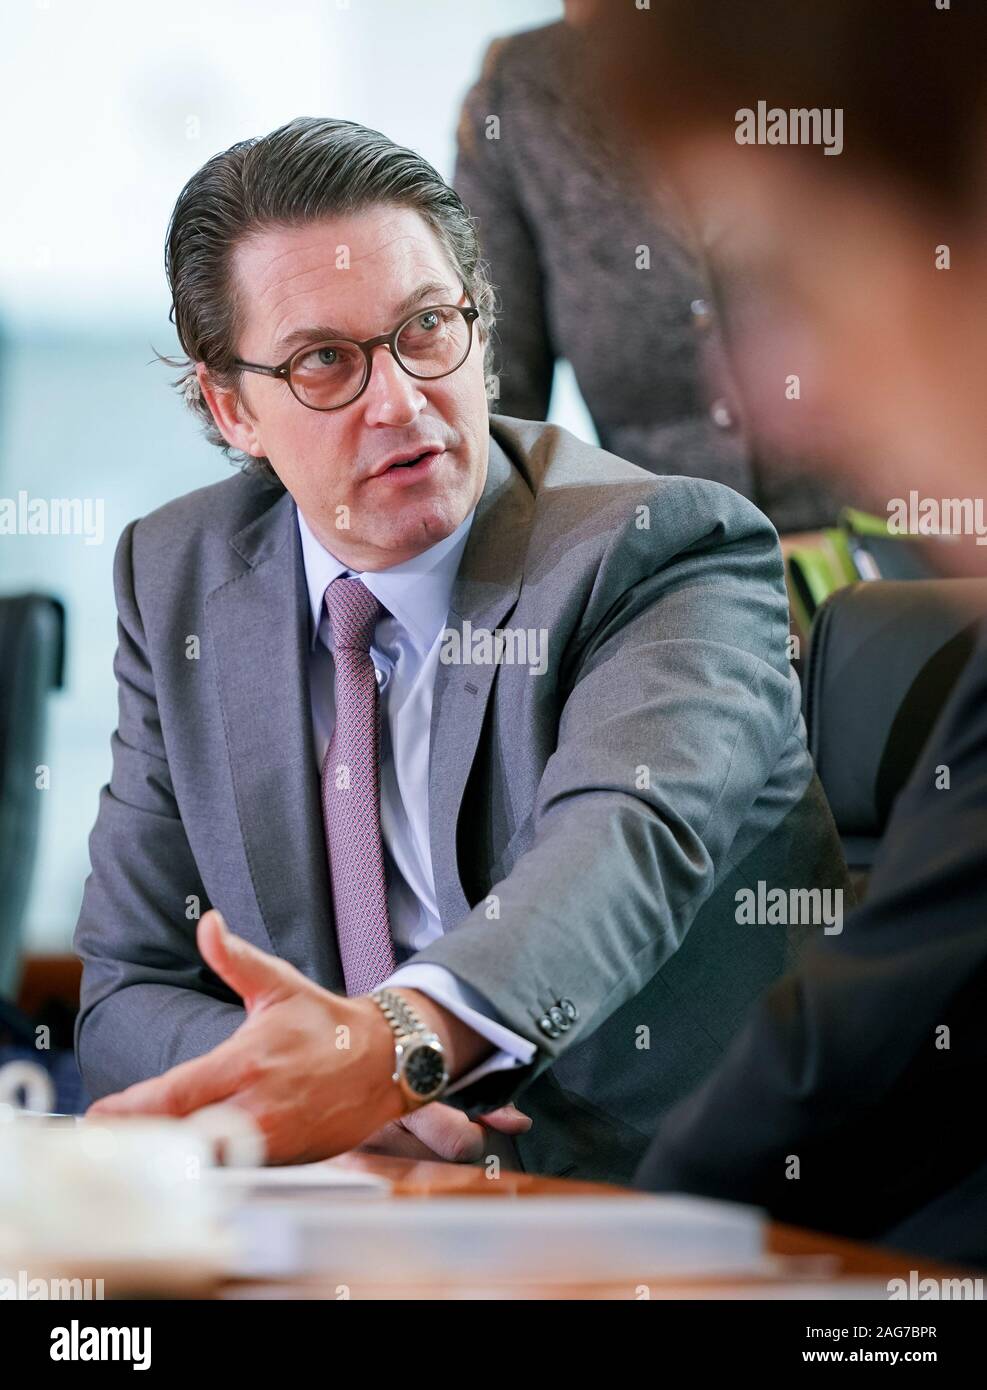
[[73, 520, 245, 1100], [453, 38, 555, 422], [634, 621, 987, 1243], [411, 483, 804, 1112]]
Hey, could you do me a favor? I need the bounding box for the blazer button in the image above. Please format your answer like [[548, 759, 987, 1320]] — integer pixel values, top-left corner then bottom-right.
[[538, 1015, 561, 1039], [549, 1005, 568, 1031], [560, 998, 578, 1021], [690, 297, 714, 330]]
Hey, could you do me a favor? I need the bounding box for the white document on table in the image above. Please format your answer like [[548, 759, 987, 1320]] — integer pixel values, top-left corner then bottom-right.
[[208, 1161, 391, 1193], [226, 1193, 768, 1283]]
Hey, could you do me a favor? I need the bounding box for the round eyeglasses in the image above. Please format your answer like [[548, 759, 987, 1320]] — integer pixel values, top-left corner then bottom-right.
[[233, 297, 480, 412]]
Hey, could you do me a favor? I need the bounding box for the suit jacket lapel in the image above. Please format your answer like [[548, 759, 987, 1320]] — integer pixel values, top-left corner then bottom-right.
[[429, 435, 535, 929], [206, 432, 534, 974], [206, 488, 343, 992]]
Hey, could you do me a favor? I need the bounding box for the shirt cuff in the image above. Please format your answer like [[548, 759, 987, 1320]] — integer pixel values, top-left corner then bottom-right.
[[381, 963, 537, 1097]]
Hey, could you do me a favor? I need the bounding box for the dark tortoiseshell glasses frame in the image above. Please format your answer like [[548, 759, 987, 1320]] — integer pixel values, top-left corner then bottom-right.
[[232, 294, 480, 412]]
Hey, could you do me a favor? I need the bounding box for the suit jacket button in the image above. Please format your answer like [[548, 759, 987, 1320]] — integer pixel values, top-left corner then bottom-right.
[[549, 1005, 568, 1031], [560, 998, 578, 1021], [690, 297, 714, 330], [538, 1015, 560, 1039]]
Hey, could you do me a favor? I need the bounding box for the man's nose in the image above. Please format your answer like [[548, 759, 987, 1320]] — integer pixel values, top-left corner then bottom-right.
[[360, 344, 427, 427]]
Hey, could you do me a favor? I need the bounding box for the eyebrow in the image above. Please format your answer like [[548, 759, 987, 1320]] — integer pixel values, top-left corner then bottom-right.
[[270, 280, 457, 358]]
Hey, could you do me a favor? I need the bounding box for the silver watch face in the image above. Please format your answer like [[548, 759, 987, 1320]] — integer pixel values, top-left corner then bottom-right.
[[402, 1040, 447, 1098]]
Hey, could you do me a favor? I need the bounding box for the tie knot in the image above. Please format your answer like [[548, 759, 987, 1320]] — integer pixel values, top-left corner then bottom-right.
[[324, 577, 383, 653]]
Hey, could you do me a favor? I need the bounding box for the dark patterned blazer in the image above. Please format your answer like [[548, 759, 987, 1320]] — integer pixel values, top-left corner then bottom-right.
[[454, 19, 849, 533]]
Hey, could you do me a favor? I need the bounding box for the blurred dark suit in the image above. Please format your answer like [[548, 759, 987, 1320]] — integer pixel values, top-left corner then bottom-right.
[[636, 623, 987, 1267]]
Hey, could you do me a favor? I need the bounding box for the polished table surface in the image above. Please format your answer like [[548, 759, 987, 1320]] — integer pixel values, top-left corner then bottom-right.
[[214, 1151, 954, 1300], [15, 957, 951, 1298]]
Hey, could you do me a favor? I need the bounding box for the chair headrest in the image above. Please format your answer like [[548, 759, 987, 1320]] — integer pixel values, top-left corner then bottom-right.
[[804, 579, 987, 836], [0, 594, 65, 691]]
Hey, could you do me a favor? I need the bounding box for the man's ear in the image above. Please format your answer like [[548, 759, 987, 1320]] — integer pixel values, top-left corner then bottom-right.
[[196, 362, 264, 457]]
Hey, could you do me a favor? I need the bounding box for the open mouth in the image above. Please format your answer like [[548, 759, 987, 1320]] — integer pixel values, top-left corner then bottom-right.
[[378, 448, 443, 479]]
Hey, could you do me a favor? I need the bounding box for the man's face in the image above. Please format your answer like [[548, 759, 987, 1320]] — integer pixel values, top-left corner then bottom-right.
[[199, 206, 490, 570]]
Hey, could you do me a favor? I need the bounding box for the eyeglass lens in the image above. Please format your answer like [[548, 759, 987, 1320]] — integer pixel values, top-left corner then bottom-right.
[[289, 306, 471, 408]]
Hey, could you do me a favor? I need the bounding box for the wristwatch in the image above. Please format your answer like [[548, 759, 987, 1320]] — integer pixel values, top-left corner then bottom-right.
[[371, 989, 449, 1109]]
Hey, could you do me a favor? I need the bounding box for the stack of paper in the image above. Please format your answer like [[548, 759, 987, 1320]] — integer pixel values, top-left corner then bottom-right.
[[227, 1193, 766, 1284]]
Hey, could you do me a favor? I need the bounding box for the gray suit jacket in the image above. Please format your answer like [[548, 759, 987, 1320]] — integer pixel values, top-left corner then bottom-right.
[[74, 415, 849, 1185]]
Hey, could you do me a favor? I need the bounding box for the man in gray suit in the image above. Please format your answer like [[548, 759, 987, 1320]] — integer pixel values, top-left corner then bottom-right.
[[78, 117, 848, 1185]]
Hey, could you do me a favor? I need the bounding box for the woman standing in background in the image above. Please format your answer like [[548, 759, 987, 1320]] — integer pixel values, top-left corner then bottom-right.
[[454, 4, 858, 533]]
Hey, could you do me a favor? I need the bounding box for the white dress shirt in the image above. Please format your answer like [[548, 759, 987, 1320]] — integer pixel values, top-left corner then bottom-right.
[[297, 505, 536, 1097]]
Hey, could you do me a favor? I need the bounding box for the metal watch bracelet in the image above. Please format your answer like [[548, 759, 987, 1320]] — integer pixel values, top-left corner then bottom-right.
[[371, 988, 428, 1041], [370, 988, 449, 1107]]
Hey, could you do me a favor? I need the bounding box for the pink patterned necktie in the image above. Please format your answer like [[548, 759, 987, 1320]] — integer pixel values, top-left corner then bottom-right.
[[320, 576, 397, 996]]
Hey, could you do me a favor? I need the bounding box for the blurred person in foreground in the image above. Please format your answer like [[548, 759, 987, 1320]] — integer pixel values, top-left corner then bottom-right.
[[582, 0, 987, 1262]]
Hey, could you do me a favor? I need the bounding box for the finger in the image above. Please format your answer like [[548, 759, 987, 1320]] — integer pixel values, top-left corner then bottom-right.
[[197, 910, 306, 1011], [476, 1103, 533, 1135], [399, 1102, 487, 1163], [356, 1120, 445, 1162], [85, 1030, 249, 1119]]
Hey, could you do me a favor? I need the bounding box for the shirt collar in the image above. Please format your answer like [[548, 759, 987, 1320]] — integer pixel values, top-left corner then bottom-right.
[[297, 502, 475, 656]]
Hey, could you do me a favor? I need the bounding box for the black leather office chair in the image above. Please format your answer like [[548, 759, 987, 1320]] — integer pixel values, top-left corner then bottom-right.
[[803, 578, 987, 891], [0, 593, 65, 999]]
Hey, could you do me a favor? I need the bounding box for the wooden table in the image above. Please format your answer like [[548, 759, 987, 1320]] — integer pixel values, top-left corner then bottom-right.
[[215, 1152, 951, 1300]]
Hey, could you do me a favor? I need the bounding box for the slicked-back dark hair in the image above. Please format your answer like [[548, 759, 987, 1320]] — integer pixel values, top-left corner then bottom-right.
[[158, 116, 497, 484]]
